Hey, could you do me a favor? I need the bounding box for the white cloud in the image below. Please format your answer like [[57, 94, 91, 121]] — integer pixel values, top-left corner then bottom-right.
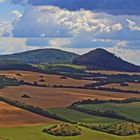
[[0, 21, 13, 37], [0, 0, 6, 3], [12, 6, 123, 38], [126, 19, 140, 31], [11, 10, 22, 18], [0, 37, 40, 54], [0, 5, 140, 65], [108, 47, 140, 65], [114, 41, 128, 49]]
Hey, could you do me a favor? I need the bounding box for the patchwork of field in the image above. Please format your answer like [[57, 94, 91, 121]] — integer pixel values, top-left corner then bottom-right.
[[0, 102, 58, 127], [0, 70, 140, 139], [0, 70, 94, 86], [77, 102, 140, 122], [102, 82, 140, 91], [1, 86, 140, 109]]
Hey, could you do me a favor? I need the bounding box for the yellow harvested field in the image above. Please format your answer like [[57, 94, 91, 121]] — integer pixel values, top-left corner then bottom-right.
[[0, 86, 140, 109], [102, 82, 140, 91], [0, 70, 94, 86], [0, 102, 58, 127]]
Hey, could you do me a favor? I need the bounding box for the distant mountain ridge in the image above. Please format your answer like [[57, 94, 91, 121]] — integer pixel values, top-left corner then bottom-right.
[[0, 48, 78, 64], [0, 48, 140, 72], [73, 48, 140, 72]]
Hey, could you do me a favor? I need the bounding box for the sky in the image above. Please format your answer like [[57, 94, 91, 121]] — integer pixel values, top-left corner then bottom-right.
[[0, 0, 140, 65]]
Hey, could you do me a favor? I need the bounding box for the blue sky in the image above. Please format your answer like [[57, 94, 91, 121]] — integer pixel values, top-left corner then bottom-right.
[[0, 0, 140, 65]]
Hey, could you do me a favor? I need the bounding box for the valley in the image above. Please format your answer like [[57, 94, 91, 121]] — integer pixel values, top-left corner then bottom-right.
[[0, 48, 140, 140]]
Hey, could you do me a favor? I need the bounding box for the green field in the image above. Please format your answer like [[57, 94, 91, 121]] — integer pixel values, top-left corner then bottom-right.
[[47, 108, 122, 124], [1, 125, 140, 140], [77, 102, 140, 122], [32, 63, 86, 71]]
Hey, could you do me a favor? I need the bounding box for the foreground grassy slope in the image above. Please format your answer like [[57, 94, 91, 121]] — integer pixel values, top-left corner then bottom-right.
[[47, 108, 122, 124], [1, 125, 140, 140], [77, 102, 140, 122]]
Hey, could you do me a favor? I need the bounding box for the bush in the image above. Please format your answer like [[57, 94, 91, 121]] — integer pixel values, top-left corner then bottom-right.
[[39, 79, 45, 82], [120, 82, 129, 87], [43, 123, 82, 136], [21, 94, 31, 98], [15, 73, 22, 76], [81, 122, 140, 136]]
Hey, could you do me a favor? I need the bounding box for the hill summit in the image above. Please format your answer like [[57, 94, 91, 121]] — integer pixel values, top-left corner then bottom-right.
[[73, 48, 140, 72], [0, 48, 78, 64]]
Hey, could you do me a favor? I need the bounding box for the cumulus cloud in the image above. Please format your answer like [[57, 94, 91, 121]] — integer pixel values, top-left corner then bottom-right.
[[0, 21, 12, 37], [126, 19, 140, 31], [114, 41, 128, 49], [12, 6, 123, 38], [0, 37, 41, 54], [11, 5, 140, 42], [11, 10, 22, 18], [1, 3, 140, 65]]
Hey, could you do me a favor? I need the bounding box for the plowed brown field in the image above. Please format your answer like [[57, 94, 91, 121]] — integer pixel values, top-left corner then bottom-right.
[[0, 102, 58, 127], [0, 70, 94, 86], [0, 86, 140, 109], [102, 82, 140, 91]]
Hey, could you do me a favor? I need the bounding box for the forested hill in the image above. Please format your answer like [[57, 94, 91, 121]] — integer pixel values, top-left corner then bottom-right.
[[73, 48, 140, 72]]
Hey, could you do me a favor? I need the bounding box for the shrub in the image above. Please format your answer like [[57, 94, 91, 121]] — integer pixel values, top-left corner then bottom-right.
[[15, 73, 22, 76], [81, 122, 140, 136], [43, 123, 82, 136], [21, 94, 31, 98], [39, 79, 45, 82]]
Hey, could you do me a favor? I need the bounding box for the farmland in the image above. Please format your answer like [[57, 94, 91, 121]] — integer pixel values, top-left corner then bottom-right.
[[0, 70, 140, 139], [47, 108, 122, 124], [0, 70, 94, 86], [76, 101, 140, 122], [1, 125, 140, 140], [102, 82, 140, 91], [0, 102, 57, 128], [1, 85, 140, 109]]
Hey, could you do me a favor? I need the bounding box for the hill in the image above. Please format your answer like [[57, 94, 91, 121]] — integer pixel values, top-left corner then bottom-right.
[[0, 49, 78, 64], [73, 48, 140, 72]]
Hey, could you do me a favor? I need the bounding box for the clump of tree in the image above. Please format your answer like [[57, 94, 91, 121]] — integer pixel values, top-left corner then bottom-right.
[[71, 98, 140, 106], [81, 122, 140, 136], [39, 79, 45, 82], [21, 94, 31, 98], [43, 123, 82, 136], [0, 75, 21, 89], [120, 82, 129, 87], [60, 76, 67, 79], [15, 73, 22, 76]]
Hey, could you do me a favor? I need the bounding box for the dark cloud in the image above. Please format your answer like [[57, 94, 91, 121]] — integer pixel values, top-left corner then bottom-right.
[[11, 0, 140, 15]]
